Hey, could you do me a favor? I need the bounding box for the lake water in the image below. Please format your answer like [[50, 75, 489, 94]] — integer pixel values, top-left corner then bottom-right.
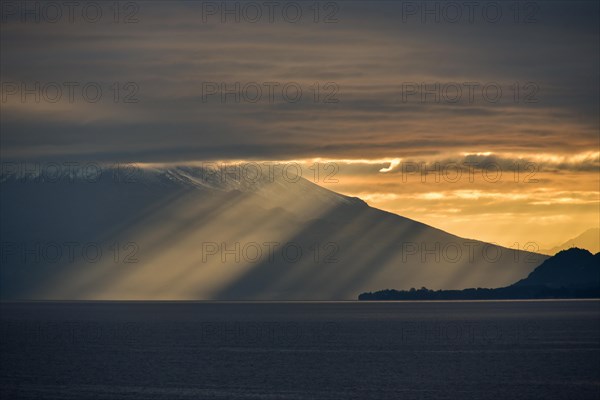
[[1, 301, 599, 399]]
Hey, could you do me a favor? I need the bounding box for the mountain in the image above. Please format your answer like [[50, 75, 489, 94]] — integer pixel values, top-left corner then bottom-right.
[[513, 248, 600, 289], [359, 248, 600, 300], [542, 228, 600, 255], [0, 164, 547, 300]]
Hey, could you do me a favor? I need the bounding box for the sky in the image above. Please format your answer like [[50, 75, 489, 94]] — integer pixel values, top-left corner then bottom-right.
[[1, 0, 599, 248]]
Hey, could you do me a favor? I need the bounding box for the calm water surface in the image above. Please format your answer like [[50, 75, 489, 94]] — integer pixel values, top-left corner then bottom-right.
[[1, 300, 599, 399]]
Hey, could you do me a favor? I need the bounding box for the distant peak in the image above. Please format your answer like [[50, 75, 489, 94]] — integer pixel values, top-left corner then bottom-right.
[[554, 247, 593, 257]]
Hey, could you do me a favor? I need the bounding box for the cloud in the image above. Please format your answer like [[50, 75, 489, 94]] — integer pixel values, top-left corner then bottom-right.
[[1, 1, 598, 162]]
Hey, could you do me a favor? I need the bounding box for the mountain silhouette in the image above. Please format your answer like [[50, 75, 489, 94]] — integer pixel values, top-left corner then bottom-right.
[[0, 165, 547, 300], [359, 248, 600, 300], [513, 247, 600, 288]]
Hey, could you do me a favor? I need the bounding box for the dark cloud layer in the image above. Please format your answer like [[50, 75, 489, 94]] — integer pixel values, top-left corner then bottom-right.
[[1, 1, 598, 162]]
